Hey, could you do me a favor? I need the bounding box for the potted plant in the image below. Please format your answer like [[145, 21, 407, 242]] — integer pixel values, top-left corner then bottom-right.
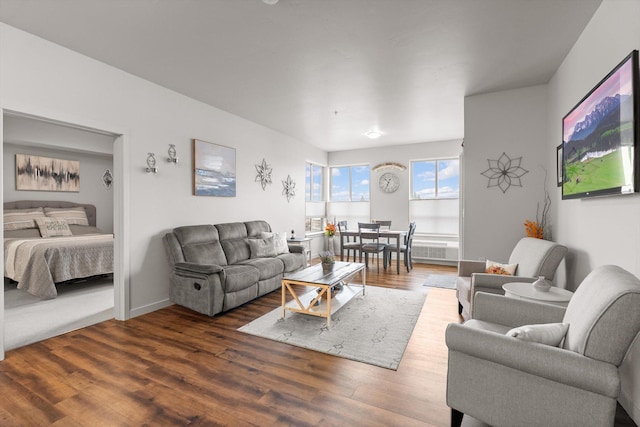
[[319, 250, 335, 274]]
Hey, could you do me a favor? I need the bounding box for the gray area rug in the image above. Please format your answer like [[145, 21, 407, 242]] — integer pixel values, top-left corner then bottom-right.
[[423, 274, 457, 289], [239, 286, 427, 370]]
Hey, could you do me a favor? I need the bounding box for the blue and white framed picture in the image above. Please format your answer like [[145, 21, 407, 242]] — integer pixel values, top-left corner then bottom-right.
[[192, 139, 236, 197]]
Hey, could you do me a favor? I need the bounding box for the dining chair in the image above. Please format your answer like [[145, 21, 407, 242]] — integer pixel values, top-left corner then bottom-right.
[[398, 221, 416, 272], [337, 220, 360, 262], [373, 219, 393, 255], [358, 222, 387, 273]]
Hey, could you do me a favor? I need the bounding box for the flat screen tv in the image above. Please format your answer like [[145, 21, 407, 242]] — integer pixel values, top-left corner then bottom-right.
[[562, 50, 639, 200]]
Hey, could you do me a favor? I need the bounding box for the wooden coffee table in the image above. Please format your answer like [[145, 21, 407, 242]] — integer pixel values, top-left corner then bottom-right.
[[281, 261, 366, 328]]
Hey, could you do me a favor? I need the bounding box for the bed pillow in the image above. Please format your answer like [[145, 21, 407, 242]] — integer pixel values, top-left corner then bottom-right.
[[35, 217, 73, 238], [3, 208, 45, 231], [249, 237, 277, 258], [486, 259, 517, 275], [506, 323, 569, 347], [69, 225, 104, 235], [4, 228, 42, 238], [44, 206, 90, 226], [260, 231, 290, 254]]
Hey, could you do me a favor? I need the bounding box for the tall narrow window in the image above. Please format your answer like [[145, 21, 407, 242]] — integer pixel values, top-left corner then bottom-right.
[[305, 162, 325, 233], [410, 158, 460, 236], [305, 163, 324, 202]]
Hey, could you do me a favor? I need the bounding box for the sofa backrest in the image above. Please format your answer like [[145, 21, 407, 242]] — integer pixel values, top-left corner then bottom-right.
[[215, 222, 250, 264], [245, 220, 271, 238], [562, 265, 640, 366], [173, 224, 228, 266], [508, 237, 567, 279]]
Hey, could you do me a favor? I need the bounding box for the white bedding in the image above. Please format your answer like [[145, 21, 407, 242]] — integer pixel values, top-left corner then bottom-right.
[[4, 234, 114, 299]]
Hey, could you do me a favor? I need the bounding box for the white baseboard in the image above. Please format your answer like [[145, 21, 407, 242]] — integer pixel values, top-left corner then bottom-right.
[[129, 298, 173, 319], [618, 389, 640, 425]]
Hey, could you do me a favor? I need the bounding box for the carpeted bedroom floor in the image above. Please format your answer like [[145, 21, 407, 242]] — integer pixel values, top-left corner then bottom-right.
[[4, 277, 114, 351]]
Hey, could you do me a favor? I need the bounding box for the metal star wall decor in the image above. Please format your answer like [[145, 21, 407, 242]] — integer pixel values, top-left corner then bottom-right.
[[255, 158, 272, 190], [481, 152, 528, 193], [282, 174, 296, 202]]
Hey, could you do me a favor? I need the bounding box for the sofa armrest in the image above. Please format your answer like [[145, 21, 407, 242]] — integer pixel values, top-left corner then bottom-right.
[[458, 260, 486, 277], [174, 262, 223, 276], [471, 273, 535, 291], [472, 292, 566, 326], [445, 323, 620, 398], [287, 244, 304, 254]]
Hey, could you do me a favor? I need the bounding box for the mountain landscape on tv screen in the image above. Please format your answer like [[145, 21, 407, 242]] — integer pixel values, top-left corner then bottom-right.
[[565, 94, 633, 160], [563, 93, 634, 196]]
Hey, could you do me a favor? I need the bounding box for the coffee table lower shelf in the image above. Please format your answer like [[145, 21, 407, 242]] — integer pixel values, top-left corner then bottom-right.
[[283, 284, 364, 325], [281, 261, 366, 328]]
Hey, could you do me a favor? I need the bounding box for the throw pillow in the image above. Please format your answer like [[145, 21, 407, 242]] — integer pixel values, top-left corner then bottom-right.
[[249, 237, 277, 258], [486, 259, 517, 275], [3, 208, 45, 231], [44, 206, 90, 226], [506, 323, 569, 347], [35, 217, 73, 238], [259, 231, 290, 254], [274, 231, 290, 254]]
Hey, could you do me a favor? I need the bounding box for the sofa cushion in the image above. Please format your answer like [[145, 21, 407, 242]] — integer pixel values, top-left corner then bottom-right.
[[222, 265, 261, 293], [222, 239, 251, 264], [277, 252, 305, 273], [240, 257, 284, 280], [174, 225, 227, 266]]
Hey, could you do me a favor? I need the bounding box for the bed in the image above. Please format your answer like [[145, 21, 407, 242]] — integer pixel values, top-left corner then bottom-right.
[[3, 200, 114, 299]]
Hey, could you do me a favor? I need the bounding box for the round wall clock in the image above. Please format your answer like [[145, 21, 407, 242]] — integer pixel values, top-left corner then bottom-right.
[[379, 172, 400, 193]]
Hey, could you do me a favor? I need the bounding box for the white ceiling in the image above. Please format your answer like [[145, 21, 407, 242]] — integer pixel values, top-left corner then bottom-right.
[[0, 0, 602, 151]]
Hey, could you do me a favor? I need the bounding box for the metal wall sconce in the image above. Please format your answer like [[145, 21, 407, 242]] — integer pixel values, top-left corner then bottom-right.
[[146, 152, 158, 173], [167, 144, 178, 163]]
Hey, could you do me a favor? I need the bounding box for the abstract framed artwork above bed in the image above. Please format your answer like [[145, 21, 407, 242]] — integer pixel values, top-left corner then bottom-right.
[[3, 200, 114, 299], [15, 154, 80, 192]]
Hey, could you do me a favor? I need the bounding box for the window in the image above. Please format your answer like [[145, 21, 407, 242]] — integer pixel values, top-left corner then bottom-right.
[[305, 162, 325, 233], [305, 163, 324, 202], [410, 158, 460, 236], [330, 165, 370, 202], [411, 158, 460, 199]]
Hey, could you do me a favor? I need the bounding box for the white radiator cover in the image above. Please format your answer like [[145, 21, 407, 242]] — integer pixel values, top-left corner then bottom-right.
[[411, 240, 458, 262]]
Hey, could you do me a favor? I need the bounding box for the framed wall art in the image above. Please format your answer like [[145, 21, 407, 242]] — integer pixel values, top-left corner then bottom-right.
[[193, 139, 236, 197], [556, 144, 563, 187], [15, 154, 80, 192]]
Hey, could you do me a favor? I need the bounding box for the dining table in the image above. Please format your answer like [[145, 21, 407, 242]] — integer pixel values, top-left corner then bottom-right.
[[338, 229, 408, 274]]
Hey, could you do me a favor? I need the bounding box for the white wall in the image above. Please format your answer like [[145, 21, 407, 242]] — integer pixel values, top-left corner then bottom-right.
[[3, 115, 115, 233], [0, 23, 327, 319], [547, 0, 640, 421], [328, 139, 462, 230], [463, 84, 549, 262]]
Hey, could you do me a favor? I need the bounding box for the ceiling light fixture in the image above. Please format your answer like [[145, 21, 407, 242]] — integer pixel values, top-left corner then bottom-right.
[[262, 0, 279, 4], [365, 130, 383, 139]]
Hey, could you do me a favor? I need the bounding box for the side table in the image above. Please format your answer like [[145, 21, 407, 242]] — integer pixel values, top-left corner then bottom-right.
[[288, 237, 312, 266], [502, 282, 573, 307]]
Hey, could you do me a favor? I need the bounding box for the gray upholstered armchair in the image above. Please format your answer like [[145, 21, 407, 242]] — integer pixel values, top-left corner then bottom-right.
[[446, 265, 640, 427], [457, 237, 567, 320]]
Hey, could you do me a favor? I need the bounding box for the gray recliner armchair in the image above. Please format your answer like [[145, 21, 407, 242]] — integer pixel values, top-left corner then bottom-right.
[[446, 264, 640, 427], [457, 237, 568, 320]]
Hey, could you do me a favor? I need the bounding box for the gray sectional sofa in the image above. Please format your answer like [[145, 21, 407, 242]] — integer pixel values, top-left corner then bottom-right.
[[163, 220, 306, 316]]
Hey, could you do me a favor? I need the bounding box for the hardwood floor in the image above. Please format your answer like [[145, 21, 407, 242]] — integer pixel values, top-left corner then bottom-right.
[[0, 262, 636, 426]]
